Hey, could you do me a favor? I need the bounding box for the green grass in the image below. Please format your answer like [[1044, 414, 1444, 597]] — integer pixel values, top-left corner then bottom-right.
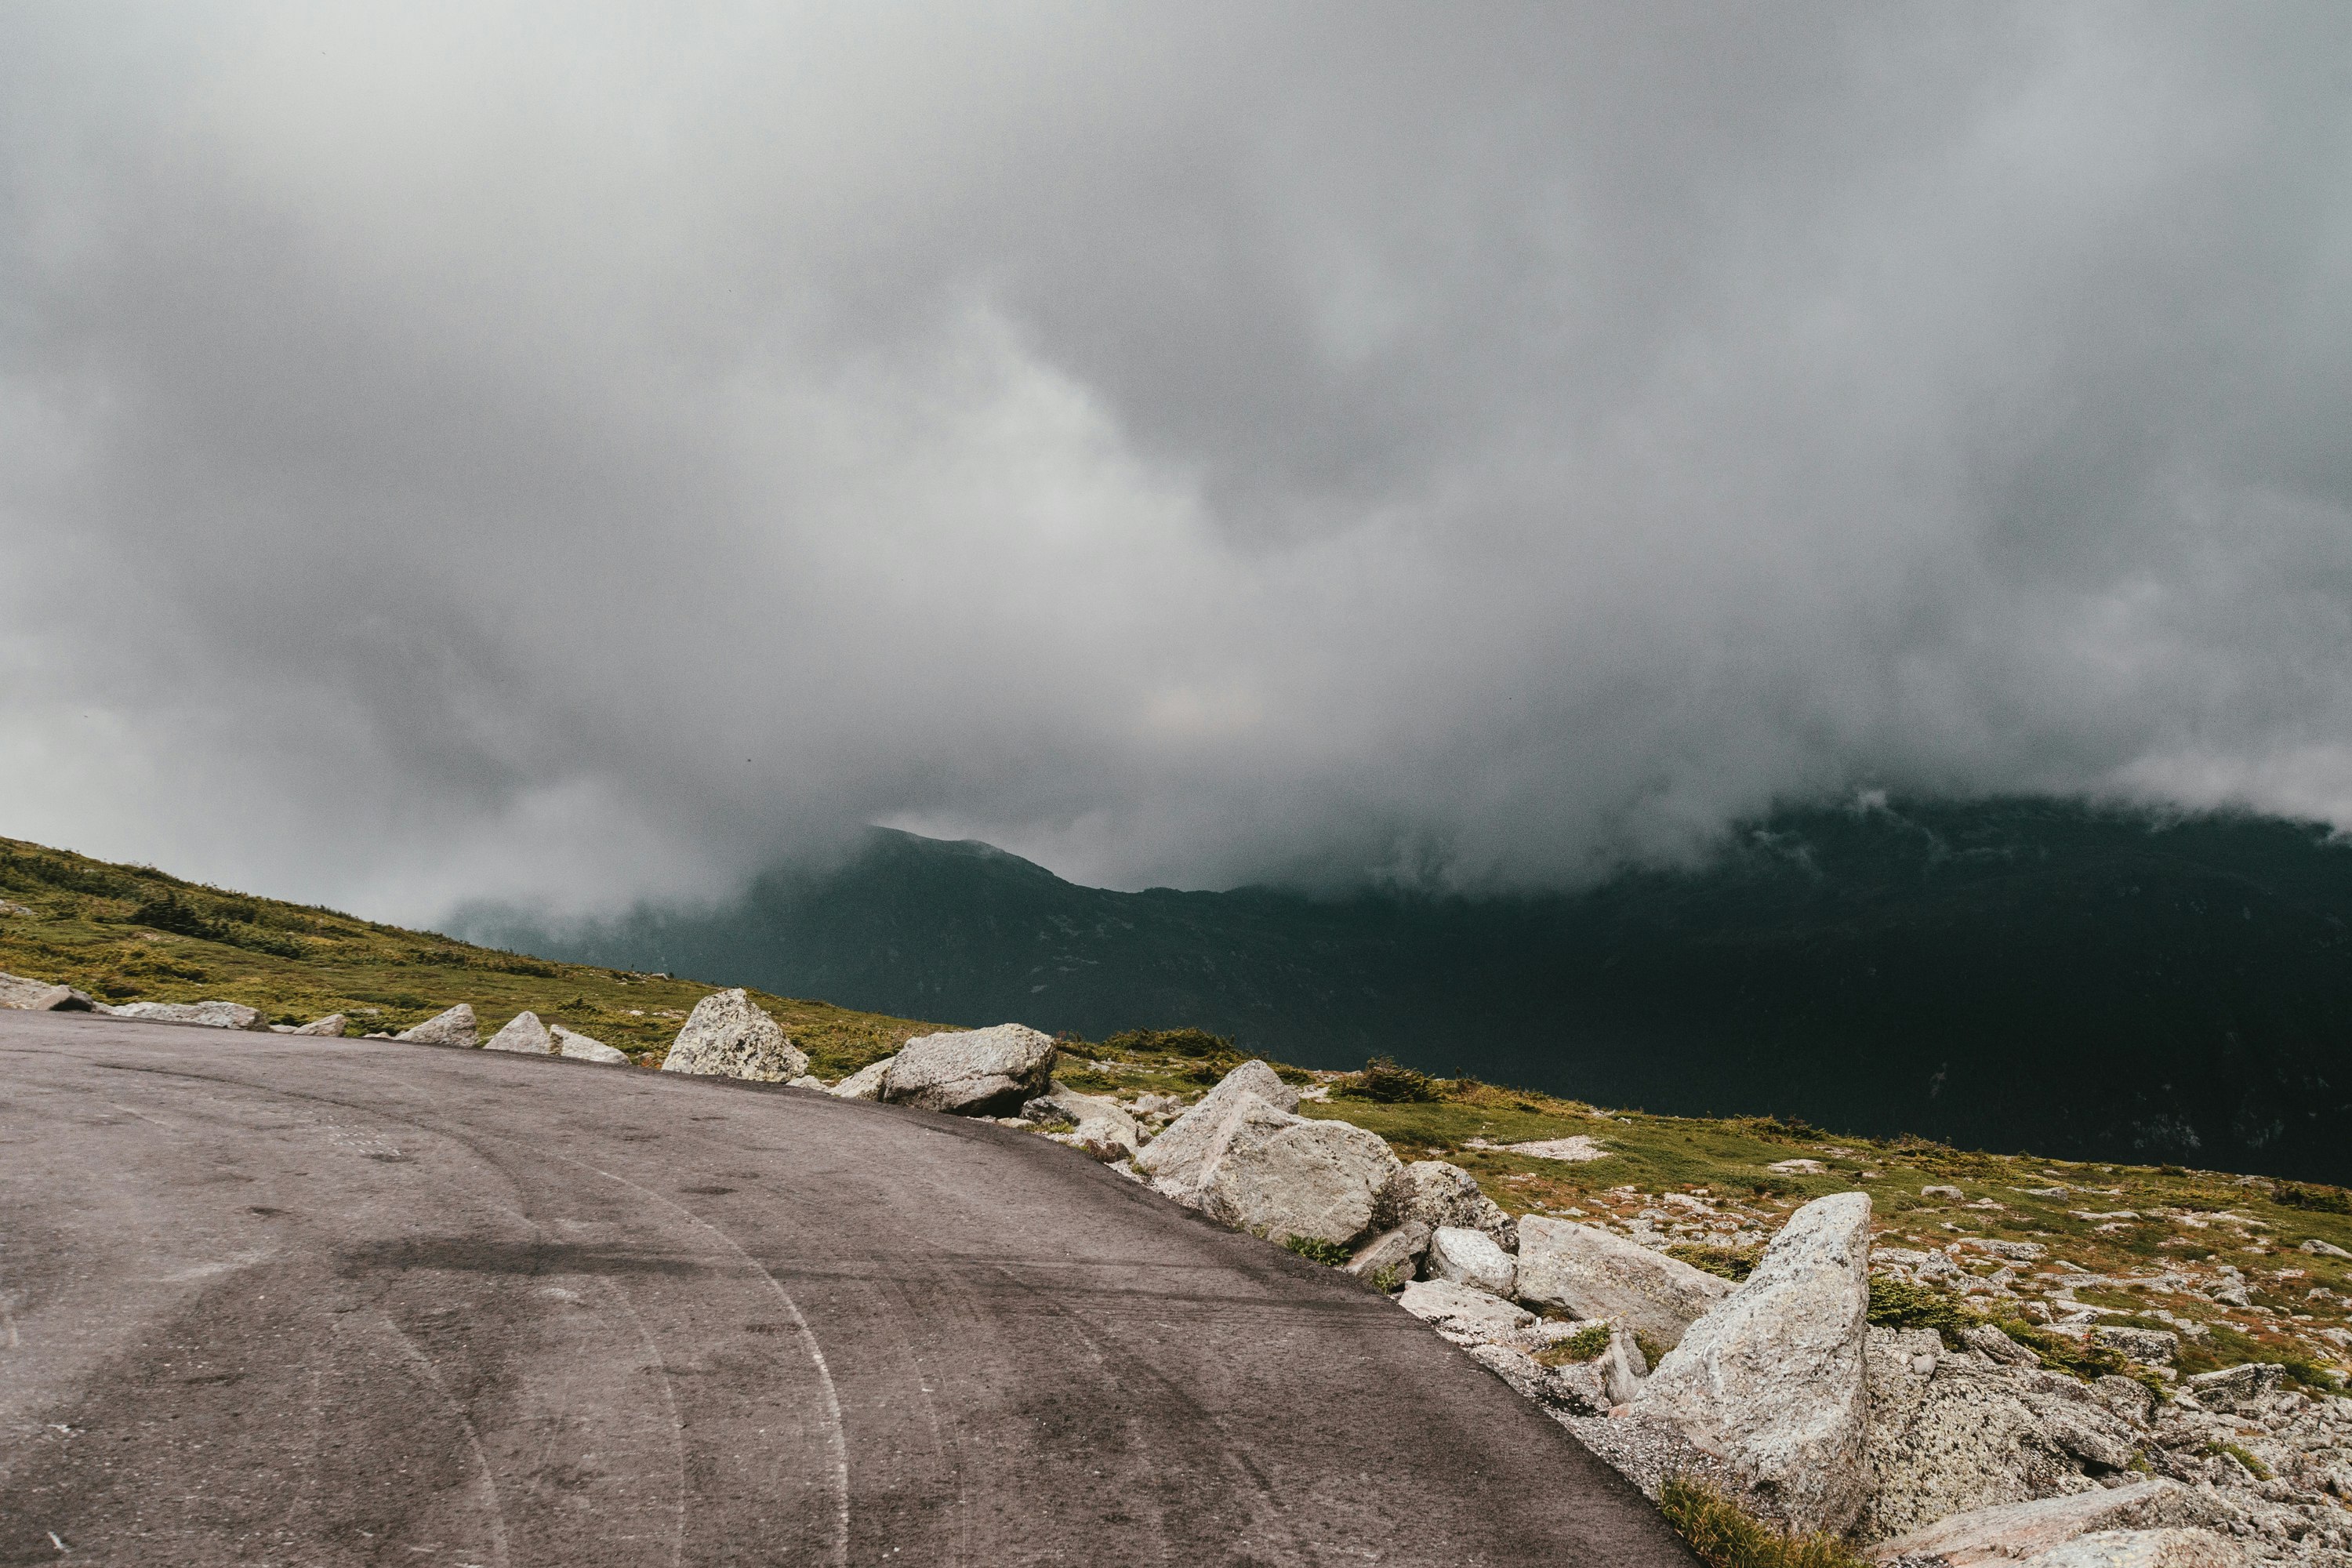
[[1280, 1235, 1354, 1266], [1657, 1476, 1869, 1568], [1536, 1323, 1613, 1365]]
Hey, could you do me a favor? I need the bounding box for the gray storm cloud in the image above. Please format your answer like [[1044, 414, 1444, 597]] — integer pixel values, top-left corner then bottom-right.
[[3, 2, 2350, 921]]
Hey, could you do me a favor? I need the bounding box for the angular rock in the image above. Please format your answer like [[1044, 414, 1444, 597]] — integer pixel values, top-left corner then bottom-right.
[[2016, 1531, 2243, 1568], [0, 972, 95, 1011], [396, 1003, 478, 1048], [881, 1023, 1056, 1115], [291, 1013, 347, 1036], [1025, 1082, 1142, 1159], [2183, 1363, 2285, 1410], [483, 1010, 554, 1054], [1599, 1322, 1650, 1406], [659, 989, 806, 1082], [1201, 1114, 1401, 1247], [110, 999, 268, 1030], [1868, 1480, 2212, 1565], [1345, 1221, 1431, 1287], [1398, 1278, 1536, 1341], [1133, 1060, 1299, 1196], [1515, 1216, 1733, 1349], [1632, 1191, 1872, 1535], [554, 1025, 629, 1065], [1425, 1225, 1516, 1298], [1966, 1322, 2043, 1367], [1381, 1160, 1517, 1249], [829, 1055, 895, 1099], [2091, 1326, 2178, 1365], [786, 1074, 826, 1090]]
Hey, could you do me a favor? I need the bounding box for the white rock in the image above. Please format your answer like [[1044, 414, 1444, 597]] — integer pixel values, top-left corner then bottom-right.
[[1425, 1225, 1517, 1298], [829, 1055, 895, 1099], [1398, 1278, 1535, 1341], [1599, 1322, 1650, 1406], [659, 989, 807, 1081], [1133, 1060, 1299, 1196], [1965, 1322, 2042, 1367], [2016, 1530, 2244, 1568], [786, 1074, 826, 1090], [396, 1003, 478, 1048], [1514, 1216, 1733, 1348], [1345, 1221, 1431, 1287], [1383, 1160, 1518, 1248], [1860, 1327, 2092, 1543], [1201, 1113, 1401, 1247], [1868, 1481, 2214, 1566], [2299, 1238, 2351, 1260], [482, 1010, 554, 1054], [881, 1023, 1057, 1114], [0, 972, 95, 1011], [1632, 1191, 1872, 1535], [291, 1013, 347, 1036], [554, 1025, 628, 1065], [1025, 1082, 1143, 1158], [111, 999, 268, 1030], [2090, 1325, 2177, 1364]]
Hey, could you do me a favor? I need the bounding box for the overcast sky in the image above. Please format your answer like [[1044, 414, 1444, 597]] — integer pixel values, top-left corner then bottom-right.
[[4, 4, 2350, 921]]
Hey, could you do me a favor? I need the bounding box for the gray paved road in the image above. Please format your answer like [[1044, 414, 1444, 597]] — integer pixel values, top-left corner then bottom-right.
[[0, 1010, 1698, 1566]]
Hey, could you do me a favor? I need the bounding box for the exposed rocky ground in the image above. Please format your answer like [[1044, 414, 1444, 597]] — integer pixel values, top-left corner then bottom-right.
[[9, 966, 2350, 1564]]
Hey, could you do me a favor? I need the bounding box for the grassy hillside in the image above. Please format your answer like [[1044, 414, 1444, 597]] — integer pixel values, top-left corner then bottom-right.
[[0, 834, 939, 1075], [5, 831, 2347, 1385]]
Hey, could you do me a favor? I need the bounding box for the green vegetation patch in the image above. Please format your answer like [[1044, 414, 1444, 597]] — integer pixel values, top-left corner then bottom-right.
[[1536, 1323, 1613, 1365], [1657, 1476, 1869, 1568], [1280, 1235, 1353, 1267]]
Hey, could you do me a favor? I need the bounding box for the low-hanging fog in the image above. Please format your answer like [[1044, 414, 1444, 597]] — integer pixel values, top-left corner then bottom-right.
[[4, 3, 2350, 923]]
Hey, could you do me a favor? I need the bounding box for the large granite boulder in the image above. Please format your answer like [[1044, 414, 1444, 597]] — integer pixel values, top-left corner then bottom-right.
[[1200, 1114, 1400, 1246], [1859, 1327, 2102, 1542], [1133, 1060, 1299, 1197], [829, 1055, 895, 1100], [659, 989, 808, 1081], [0, 972, 94, 1011], [1382, 1160, 1517, 1249], [483, 1010, 554, 1054], [397, 1004, 479, 1048], [1425, 1225, 1516, 1298], [1632, 1191, 1872, 1535], [1515, 1216, 1733, 1348], [554, 1025, 628, 1065], [111, 999, 268, 1030], [882, 1024, 1057, 1115]]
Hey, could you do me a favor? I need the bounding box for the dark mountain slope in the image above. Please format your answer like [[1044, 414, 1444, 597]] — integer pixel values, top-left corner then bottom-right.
[[456, 799, 2352, 1181]]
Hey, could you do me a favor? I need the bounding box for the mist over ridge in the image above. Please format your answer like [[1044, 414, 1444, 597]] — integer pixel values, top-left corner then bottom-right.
[[458, 793, 2352, 1185]]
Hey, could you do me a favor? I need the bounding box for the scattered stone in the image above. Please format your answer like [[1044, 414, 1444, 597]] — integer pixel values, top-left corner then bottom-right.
[[1515, 1216, 1734, 1348], [1346, 1221, 1431, 1286], [0, 972, 94, 1011], [395, 1003, 478, 1048], [1868, 1481, 2214, 1566], [1770, 1158, 1828, 1174], [1599, 1322, 1650, 1406], [829, 1055, 895, 1099], [482, 1010, 554, 1054], [1025, 1082, 1142, 1159], [1384, 1161, 1519, 1250], [109, 999, 267, 1030], [659, 989, 807, 1082], [1923, 1185, 1965, 1200], [1398, 1278, 1536, 1341], [550, 1025, 627, 1064], [1425, 1225, 1517, 1298], [2299, 1239, 2351, 1261], [786, 1074, 826, 1090], [291, 1014, 347, 1036], [882, 1023, 1057, 1115], [2183, 1363, 2285, 1410], [1463, 1135, 1610, 1163], [1633, 1191, 1873, 1535], [0, 899, 33, 916]]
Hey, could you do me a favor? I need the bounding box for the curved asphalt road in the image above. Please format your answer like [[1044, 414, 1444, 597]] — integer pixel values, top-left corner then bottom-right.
[[0, 1010, 1697, 1567]]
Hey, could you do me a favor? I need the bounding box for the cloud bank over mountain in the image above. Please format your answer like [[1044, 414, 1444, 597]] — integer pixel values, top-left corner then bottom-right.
[[4, 4, 2350, 920]]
